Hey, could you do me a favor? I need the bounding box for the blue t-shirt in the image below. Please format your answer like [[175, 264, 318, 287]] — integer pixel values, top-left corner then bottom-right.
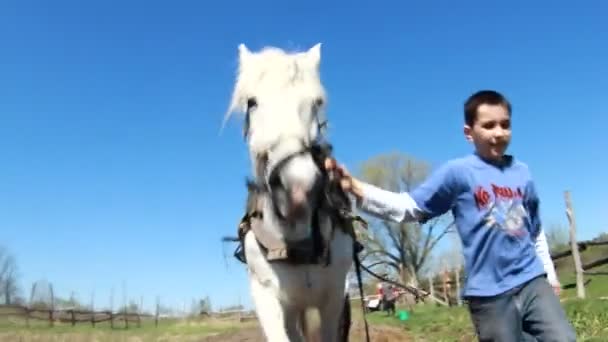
[[410, 153, 546, 297]]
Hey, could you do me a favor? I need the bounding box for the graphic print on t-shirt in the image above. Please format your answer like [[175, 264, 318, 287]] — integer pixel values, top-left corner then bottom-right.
[[474, 183, 529, 237]]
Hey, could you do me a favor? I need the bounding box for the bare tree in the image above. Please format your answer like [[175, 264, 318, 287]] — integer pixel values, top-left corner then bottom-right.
[[594, 232, 608, 242], [200, 296, 212, 313], [29, 279, 54, 309], [54, 292, 86, 310], [545, 223, 569, 253], [119, 300, 140, 314], [428, 231, 464, 277], [0, 245, 20, 305], [356, 152, 454, 287]]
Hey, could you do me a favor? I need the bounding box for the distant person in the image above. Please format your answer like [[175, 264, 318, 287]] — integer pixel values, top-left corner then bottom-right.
[[326, 90, 576, 341]]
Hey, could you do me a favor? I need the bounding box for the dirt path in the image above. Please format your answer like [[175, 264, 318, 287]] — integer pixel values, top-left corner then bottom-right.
[[199, 322, 411, 342], [199, 326, 264, 341]]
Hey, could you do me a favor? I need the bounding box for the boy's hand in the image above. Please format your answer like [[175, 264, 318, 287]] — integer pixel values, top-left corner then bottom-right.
[[551, 282, 562, 296], [324, 158, 363, 198]]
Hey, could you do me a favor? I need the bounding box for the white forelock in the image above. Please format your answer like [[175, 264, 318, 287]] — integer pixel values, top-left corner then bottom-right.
[[225, 43, 327, 155]]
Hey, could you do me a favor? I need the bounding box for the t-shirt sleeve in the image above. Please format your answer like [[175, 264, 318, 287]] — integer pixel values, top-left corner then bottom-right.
[[524, 175, 558, 284], [357, 182, 423, 223], [409, 161, 461, 220], [524, 178, 542, 238]]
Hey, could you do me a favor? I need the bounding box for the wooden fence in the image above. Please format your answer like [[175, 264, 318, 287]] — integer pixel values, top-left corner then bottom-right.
[[0, 303, 256, 329], [0, 304, 150, 328]]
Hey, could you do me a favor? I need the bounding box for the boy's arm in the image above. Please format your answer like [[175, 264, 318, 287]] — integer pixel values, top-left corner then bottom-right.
[[354, 161, 460, 223], [526, 179, 560, 289], [356, 182, 423, 222], [534, 228, 559, 287]]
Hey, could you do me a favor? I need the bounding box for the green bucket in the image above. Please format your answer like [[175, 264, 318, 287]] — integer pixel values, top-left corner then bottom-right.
[[397, 310, 409, 321]]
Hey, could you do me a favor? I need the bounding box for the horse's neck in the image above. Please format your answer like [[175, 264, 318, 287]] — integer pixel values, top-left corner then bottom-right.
[[261, 194, 313, 242]]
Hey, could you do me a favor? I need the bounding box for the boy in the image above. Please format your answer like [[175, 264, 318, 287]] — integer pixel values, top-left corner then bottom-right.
[[326, 90, 576, 341]]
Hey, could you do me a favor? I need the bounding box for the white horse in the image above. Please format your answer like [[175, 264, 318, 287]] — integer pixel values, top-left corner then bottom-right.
[[225, 43, 355, 341]]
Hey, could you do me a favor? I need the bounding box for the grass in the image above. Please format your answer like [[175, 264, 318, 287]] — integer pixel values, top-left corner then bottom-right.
[[353, 304, 476, 341], [0, 316, 253, 341], [565, 299, 608, 341]]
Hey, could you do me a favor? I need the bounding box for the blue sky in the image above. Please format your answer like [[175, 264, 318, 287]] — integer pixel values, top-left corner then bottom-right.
[[1, 0, 606, 312]]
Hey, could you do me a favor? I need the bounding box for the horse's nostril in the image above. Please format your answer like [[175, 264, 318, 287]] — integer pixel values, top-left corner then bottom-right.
[[290, 185, 307, 207]]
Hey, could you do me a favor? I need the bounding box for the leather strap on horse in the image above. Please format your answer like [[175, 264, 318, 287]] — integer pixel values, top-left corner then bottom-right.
[[231, 182, 333, 265], [353, 243, 371, 342]]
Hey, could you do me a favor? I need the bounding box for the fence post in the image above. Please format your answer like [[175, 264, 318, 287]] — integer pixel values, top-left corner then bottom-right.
[[49, 284, 55, 327], [110, 287, 115, 329], [441, 268, 449, 305], [155, 296, 159, 328], [564, 190, 586, 299], [28, 283, 34, 328], [455, 268, 462, 306], [91, 291, 96, 327]]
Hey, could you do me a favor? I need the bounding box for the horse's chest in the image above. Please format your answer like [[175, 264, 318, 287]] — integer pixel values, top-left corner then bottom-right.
[[244, 229, 353, 304], [275, 260, 350, 305]]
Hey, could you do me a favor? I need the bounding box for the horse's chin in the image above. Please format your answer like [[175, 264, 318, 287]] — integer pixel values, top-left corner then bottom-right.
[[284, 205, 309, 224]]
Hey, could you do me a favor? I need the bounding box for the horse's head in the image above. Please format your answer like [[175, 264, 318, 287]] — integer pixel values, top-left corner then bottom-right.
[[227, 43, 328, 224]]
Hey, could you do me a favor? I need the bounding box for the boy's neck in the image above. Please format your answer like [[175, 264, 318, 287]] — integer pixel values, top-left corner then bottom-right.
[[474, 151, 513, 168]]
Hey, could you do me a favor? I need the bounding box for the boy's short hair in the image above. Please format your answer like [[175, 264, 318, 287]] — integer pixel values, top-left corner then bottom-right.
[[464, 90, 512, 126]]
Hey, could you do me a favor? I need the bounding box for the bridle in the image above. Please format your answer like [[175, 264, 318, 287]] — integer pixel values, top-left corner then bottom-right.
[[243, 98, 332, 222], [249, 139, 332, 222]]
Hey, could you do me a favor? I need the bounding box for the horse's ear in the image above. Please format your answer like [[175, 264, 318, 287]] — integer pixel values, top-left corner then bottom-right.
[[238, 44, 252, 64], [308, 43, 321, 58], [304, 43, 321, 68]]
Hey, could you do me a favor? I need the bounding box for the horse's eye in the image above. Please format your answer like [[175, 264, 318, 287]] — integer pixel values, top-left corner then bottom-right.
[[247, 97, 257, 110], [313, 98, 324, 109]]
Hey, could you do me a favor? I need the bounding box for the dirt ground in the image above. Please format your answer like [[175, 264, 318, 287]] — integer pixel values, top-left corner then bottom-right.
[[200, 322, 411, 342]]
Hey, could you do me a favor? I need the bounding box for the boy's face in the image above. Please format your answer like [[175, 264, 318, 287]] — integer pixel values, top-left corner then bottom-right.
[[464, 104, 511, 161]]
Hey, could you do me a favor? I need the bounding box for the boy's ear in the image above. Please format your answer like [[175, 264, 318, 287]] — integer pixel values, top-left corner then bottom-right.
[[463, 125, 474, 142]]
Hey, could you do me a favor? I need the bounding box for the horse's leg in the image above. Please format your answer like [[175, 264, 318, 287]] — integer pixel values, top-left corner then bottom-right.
[[250, 278, 293, 342], [284, 307, 306, 342], [337, 294, 351, 342], [318, 230, 354, 342], [299, 310, 314, 341], [317, 289, 346, 342], [245, 231, 294, 342], [299, 308, 323, 342]]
